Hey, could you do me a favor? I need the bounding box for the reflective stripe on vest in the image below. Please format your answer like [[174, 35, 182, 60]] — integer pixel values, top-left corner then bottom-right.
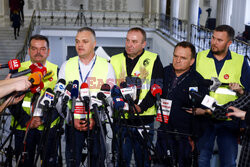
[[65, 55, 109, 119], [196, 49, 244, 105], [110, 50, 157, 118], [11, 60, 59, 130]]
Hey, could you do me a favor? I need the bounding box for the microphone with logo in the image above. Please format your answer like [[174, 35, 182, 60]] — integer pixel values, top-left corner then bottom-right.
[[10, 63, 47, 78], [71, 80, 79, 121], [151, 84, 165, 124], [0, 59, 21, 74], [189, 90, 235, 119], [52, 79, 66, 106], [120, 82, 137, 113]]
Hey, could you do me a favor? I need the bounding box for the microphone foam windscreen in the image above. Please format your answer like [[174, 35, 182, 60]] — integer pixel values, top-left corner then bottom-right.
[[111, 85, 122, 97], [71, 80, 79, 98], [8, 59, 21, 70], [97, 92, 106, 100], [100, 84, 111, 91], [30, 82, 44, 93], [80, 82, 89, 89], [120, 82, 128, 88], [29, 71, 42, 85], [58, 78, 66, 85], [113, 96, 125, 110], [151, 84, 162, 97]]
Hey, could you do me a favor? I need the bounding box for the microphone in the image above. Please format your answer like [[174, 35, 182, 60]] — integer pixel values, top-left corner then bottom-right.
[[111, 85, 123, 97], [151, 84, 162, 102], [112, 96, 125, 111], [80, 83, 90, 103], [40, 88, 55, 107], [33, 88, 54, 117], [120, 81, 137, 102], [189, 90, 234, 119], [100, 83, 111, 98], [126, 76, 142, 102], [53, 79, 66, 105], [71, 80, 79, 114], [0, 59, 21, 70], [63, 82, 72, 104], [97, 84, 111, 107], [16, 81, 44, 97], [10, 63, 47, 78], [202, 77, 231, 91], [28, 71, 43, 85]]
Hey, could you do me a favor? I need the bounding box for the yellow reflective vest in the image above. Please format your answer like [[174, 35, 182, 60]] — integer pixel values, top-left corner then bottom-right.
[[64, 55, 109, 119], [11, 60, 58, 130], [110, 50, 157, 118], [196, 49, 244, 105]]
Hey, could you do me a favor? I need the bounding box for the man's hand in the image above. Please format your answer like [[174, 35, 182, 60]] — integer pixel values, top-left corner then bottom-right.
[[134, 104, 142, 113], [74, 118, 95, 131], [227, 106, 246, 120], [30, 116, 42, 129], [0, 94, 25, 113], [185, 108, 212, 115], [229, 83, 244, 95], [15, 76, 32, 92]]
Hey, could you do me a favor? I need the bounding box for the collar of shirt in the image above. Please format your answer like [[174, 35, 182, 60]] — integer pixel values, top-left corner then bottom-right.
[[207, 49, 232, 61], [124, 49, 145, 76], [78, 54, 96, 85]]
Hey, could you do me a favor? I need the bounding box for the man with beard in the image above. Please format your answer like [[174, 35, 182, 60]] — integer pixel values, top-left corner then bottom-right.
[[195, 25, 250, 167], [8, 35, 59, 166]]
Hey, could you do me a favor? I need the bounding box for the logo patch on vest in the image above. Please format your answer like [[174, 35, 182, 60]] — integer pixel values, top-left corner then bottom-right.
[[49, 77, 53, 81], [224, 74, 229, 80], [143, 58, 150, 67], [134, 71, 140, 77]]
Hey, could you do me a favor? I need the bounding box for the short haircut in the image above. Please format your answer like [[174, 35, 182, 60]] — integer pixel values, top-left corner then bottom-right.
[[174, 41, 196, 59], [77, 27, 96, 40], [128, 27, 146, 42], [29, 34, 49, 48], [214, 25, 235, 41]]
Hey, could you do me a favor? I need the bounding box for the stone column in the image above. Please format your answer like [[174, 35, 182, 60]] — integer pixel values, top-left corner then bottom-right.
[[187, 0, 199, 41], [216, 0, 233, 26]]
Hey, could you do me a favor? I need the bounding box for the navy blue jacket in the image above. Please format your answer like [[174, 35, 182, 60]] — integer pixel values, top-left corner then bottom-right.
[[162, 64, 209, 135]]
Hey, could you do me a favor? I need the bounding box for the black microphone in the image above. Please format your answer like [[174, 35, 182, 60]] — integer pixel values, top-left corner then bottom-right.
[[97, 83, 111, 107], [40, 88, 55, 108], [63, 82, 73, 104], [53, 79, 66, 106], [111, 85, 122, 97], [120, 81, 134, 105], [201, 77, 231, 91], [71, 80, 79, 114]]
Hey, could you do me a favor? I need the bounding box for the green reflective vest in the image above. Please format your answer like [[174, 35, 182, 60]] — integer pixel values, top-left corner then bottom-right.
[[196, 49, 244, 105], [11, 60, 58, 130], [110, 50, 157, 118]]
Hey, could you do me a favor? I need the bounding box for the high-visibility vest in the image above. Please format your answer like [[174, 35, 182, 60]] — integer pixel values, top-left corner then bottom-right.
[[110, 50, 157, 118], [65, 55, 109, 119], [11, 60, 58, 130], [196, 49, 244, 105]]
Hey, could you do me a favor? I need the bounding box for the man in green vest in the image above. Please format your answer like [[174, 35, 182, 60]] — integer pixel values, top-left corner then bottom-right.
[[8, 35, 59, 166], [58, 27, 116, 166], [110, 27, 164, 167], [195, 25, 250, 167]]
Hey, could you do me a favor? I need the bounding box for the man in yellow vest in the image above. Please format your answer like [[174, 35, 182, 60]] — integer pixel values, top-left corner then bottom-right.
[[195, 25, 250, 167], [58, 27, 115, 166], [110, 27, 164, 167], [8, 35, 59, 166]]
